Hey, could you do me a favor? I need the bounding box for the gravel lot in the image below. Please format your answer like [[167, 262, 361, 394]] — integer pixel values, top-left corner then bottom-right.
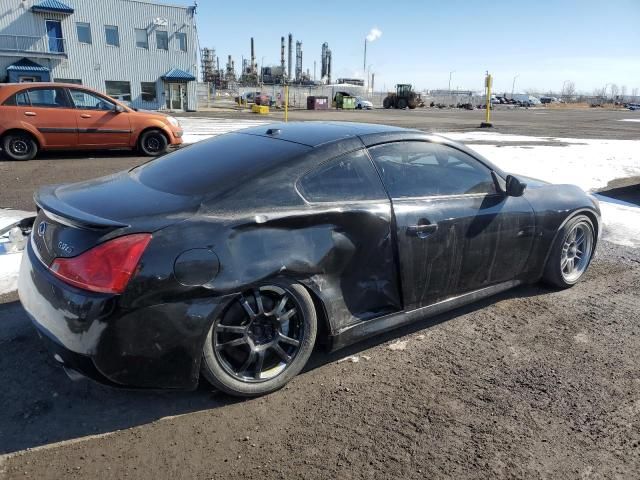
[[1, 107, 639, 479]]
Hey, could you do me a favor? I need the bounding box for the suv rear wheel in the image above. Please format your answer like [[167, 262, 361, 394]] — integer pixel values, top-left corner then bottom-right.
[[2, 132, 38, 161]]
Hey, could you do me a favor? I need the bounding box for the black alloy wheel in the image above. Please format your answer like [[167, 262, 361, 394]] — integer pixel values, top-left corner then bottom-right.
[[201, 280, 317, 396]]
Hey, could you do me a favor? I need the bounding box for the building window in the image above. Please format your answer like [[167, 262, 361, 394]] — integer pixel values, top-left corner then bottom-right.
[[76, 22, 92, 44], [156, 30, 168, 50], [141, 82, 157, 102], [105, 81, 131, 102], [176, 32, 187, 52], [135, 28, 148, 49], [54, 78, 82, 85], [105, 25, 120, 47]]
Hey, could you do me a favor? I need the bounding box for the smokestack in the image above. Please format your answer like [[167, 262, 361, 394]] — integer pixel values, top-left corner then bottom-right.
[[295, 41, 302, 82], [250, 37, 256, 74], [327, 48, 332, 84], [287, 33, 293, 81], [280, 36, 285, 73]]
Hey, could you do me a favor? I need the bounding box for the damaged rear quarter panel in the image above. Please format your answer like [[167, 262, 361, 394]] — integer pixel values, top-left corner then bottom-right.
[[158, 202, 402, 335]]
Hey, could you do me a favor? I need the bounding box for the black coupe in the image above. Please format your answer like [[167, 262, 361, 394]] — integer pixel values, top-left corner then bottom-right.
[[19, 122, 600, 396]]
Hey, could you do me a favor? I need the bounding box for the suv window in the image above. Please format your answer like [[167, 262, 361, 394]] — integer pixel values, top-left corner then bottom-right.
[[69, 89, 115, 110], [297, 149, 386, 202], [368, 141, 497, 198], [24, 88, 70, 108]]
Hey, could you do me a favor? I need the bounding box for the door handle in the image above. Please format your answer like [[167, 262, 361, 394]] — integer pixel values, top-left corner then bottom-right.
[[407, 223, 438, 239], [24, 111, 37, 116], [80, 114, 92, 118]]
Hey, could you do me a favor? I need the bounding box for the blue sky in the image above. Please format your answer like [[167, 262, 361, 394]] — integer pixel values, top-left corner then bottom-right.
[[180, 0, 639, 94]]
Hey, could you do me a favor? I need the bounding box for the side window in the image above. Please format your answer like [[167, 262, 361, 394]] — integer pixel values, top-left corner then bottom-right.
[[297, 149, 386, 203], [368, 141, 497, 198], [26, 88, 70, 108], [69, 89, 114, 110], [2, 91, 30, 106]]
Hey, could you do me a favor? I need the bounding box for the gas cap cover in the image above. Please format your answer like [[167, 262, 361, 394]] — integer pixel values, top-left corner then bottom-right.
[[173, 248, 220, 286]]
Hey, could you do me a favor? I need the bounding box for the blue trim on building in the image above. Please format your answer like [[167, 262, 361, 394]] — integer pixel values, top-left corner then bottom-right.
[[6, 58, 51, 82], [162, 68, 195, 81], [32, 0, 74, 15]]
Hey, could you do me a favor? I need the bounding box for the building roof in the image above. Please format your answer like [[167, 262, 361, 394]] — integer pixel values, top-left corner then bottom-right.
[[6, 58, 50, 72], [32, 0, 74, 14], [162, 68, 196, 81]]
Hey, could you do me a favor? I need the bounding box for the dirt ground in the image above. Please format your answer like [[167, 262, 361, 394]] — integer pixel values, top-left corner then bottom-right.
[[1, 241, 639, 479], [1, 107, 639, 479]]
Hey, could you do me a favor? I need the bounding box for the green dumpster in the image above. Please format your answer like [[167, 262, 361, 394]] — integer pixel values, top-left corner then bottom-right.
[[342, 96, 356, 109]]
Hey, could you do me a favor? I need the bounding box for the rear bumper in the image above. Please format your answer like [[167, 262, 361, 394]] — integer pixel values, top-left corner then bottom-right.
[[18, 240, 222, 390]]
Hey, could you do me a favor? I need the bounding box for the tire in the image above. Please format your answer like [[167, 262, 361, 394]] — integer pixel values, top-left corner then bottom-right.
[[2, 132, 38, 161], [138, 129, 168, 156], [397, 98, 408, 109], [201, 279, 317, 397], [542, 214, 596, 289], [383, 97, 392, 109]]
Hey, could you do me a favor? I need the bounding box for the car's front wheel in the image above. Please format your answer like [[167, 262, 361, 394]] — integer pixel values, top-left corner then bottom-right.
[[138, 129, 168, 156], [201, 280, 317, 396], [2, 132, 38, 161], [543, 214, 595, 288]]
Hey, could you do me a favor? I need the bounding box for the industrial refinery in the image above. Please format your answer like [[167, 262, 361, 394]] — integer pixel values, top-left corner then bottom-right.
[[200, 34, 336, 88]]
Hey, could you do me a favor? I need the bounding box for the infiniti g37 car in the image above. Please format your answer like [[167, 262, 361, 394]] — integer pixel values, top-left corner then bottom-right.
[[19, 122, 600, 396], [0, 83, 183, 161]]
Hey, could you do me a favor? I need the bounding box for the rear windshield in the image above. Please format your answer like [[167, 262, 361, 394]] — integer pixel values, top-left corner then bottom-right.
[[133, 133, 310, 196]]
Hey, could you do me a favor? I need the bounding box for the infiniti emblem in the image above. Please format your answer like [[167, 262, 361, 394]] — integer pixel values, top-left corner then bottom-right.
[[37, 221, 47, 237]]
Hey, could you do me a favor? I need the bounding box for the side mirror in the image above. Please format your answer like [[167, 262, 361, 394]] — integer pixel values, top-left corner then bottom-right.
[[114, 104, 125, 113], [505, 175, 527, 197]]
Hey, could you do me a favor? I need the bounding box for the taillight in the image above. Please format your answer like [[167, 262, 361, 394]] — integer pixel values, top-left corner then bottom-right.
[[50, 234, 151, 294]]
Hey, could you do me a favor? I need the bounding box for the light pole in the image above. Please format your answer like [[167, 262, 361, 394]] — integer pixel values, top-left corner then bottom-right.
[[448, 70, 455, 93], [511, 74, 519, 99]]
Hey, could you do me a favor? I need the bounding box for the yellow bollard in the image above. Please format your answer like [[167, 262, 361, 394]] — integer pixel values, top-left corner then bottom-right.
[[481, 72, 493, 128]]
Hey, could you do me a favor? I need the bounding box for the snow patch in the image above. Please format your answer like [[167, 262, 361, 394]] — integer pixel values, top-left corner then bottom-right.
[[0, 209, 31, 296]]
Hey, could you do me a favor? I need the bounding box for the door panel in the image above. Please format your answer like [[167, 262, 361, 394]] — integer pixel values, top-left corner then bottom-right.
[[368, 140, 535, 310], [14, 87, 77, 147], [68, 89, 131, 146], [392, 194, 534, 309]]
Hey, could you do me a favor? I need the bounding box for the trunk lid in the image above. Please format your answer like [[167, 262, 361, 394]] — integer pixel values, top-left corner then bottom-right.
[[32, 170, 201, 265]]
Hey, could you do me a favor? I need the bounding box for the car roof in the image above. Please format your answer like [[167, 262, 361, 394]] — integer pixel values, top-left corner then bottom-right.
[[237, 121, 417, 147]]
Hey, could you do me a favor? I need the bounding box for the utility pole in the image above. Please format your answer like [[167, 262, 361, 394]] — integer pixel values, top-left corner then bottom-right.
[[511, 74, 519, 98], [448, 70, 455, 92]]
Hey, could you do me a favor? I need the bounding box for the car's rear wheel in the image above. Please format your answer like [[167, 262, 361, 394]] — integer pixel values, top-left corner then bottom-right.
[[542, 215, 595, 288], [201, 279, 317, 397], [2, 132, 38, 161], [138, 129, 168, 156]]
